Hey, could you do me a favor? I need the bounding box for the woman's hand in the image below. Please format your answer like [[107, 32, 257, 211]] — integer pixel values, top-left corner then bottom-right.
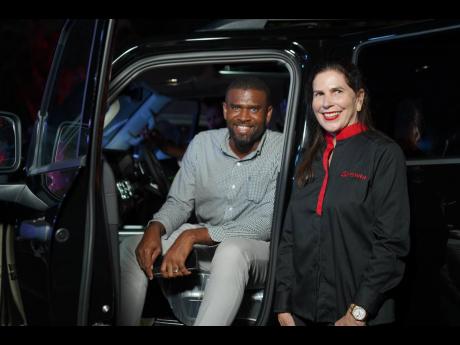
[[335, 311, 366, 326], [278, 312, 296, 326]]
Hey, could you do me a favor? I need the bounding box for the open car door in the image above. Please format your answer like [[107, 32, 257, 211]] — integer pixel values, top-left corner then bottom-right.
[[8, 19, 116, 325]]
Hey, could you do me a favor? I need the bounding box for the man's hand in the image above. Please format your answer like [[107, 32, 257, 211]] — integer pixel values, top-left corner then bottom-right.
[[135, 222, 164, 280], [161, 230, 195, 278], [335, 309, 366, 326], [278, 312, 296, 326], [161, 227, 215, 279]]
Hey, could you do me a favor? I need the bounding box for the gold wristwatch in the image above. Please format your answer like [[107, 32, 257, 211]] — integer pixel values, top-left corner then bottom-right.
[[349, 303, 367, 321]]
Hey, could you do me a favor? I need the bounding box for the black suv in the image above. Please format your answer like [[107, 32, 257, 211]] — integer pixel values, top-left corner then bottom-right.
[[1, 19, 460, 326]]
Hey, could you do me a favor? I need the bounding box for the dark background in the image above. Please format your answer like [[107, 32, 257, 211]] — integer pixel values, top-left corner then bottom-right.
[[0, 19, 215, 133], [0, 20, 63, 130]]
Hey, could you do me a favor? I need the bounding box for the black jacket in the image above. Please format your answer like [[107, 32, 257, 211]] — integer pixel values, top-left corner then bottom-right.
[[274, 124, 410, 325]]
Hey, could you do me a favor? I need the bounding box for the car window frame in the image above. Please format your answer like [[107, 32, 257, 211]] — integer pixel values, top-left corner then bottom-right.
[[27, 20, 98, 176], [107, 48, 303, 325], [353, 23, 460, 167]]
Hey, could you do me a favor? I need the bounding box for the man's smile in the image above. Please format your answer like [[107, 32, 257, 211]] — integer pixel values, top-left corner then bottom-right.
[[234, 124, 254, 135]]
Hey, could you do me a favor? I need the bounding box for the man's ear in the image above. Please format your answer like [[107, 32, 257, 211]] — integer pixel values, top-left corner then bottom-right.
[[222, 102, 228, 120], [265, 105, 273, 125]]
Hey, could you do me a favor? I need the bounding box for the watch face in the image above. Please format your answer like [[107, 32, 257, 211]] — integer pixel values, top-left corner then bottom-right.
[[352, 306, 366, 321]]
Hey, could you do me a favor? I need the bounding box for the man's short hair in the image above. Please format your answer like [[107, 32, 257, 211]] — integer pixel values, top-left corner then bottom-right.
[[225, 76, 271, 106]]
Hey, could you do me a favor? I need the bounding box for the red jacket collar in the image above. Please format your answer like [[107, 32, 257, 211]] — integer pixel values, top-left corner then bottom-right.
[[325, 122, 368, 143]]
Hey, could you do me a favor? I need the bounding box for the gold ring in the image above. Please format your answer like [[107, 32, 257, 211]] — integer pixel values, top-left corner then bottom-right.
[[173, 267, 179, 273]]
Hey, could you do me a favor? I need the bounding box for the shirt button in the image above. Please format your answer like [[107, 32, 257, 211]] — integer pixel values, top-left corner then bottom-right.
[[236, 162, 241, 166], [229, 207, 233, 211], [232, 185, 235, 189]]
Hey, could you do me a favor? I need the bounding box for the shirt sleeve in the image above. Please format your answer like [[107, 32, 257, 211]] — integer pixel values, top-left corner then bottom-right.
[[273, 199, 295, 313], [205, 165, 279, 242], [353, 142, 411, 317], [149, 135, 199, 238]]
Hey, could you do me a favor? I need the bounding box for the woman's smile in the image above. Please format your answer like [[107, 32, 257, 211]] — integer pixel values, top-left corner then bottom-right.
[[322, 111, 342, 121]]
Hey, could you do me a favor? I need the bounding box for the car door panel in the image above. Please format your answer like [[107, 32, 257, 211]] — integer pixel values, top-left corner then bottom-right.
[[10, 19, 115, 325]]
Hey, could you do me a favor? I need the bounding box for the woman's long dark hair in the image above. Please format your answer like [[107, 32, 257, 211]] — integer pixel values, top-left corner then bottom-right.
[[295, 61, 373, 187]]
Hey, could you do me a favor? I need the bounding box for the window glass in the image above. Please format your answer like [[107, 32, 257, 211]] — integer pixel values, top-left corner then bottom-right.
[[357, 29, 460, 159], [37, 20, 95, 169]]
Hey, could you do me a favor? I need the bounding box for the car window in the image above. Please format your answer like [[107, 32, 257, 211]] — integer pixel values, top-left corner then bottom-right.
[[105, 60, 291, 226], [105, 61, 290, 161], [34, 21, 95, 170], [357, 28, 460, 161]]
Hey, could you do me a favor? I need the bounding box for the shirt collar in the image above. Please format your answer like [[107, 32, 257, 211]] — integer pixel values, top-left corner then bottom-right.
[[221, 129, 268, 160], [324, 122, 368, 144]]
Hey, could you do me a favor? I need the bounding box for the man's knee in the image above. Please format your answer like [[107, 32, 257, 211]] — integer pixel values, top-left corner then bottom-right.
[[212, 238, 263, 269]]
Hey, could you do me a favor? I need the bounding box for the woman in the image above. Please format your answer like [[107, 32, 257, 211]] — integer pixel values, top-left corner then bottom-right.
[[274, 62, 410, 326]]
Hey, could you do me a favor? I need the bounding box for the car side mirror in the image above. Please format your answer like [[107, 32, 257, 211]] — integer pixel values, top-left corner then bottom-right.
[[0, 111, 21, 173]]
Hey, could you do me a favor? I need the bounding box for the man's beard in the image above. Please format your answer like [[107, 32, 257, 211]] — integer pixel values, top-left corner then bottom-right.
[[227, 123, 266, 154]]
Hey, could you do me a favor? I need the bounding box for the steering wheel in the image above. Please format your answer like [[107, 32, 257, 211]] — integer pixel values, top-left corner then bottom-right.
[[139, 144, 170, 200]]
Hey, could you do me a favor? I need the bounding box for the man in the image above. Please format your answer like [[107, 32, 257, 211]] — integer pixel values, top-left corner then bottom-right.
[[118, 76, 284, 326]]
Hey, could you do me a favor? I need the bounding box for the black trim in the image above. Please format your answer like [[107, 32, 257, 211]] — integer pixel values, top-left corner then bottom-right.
[[77, 19, 115, 326]]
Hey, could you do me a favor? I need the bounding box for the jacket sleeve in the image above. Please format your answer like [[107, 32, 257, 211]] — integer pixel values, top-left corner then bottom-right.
[[273, 200, 295, 313], [353, 142, 411, 316]]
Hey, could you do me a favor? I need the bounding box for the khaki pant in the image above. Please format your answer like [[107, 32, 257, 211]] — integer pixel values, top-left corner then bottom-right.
[[118, 223, 269, 326]]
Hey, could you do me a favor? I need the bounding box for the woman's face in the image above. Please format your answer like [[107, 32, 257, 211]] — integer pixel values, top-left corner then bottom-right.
[[312, 69, 364, 134]]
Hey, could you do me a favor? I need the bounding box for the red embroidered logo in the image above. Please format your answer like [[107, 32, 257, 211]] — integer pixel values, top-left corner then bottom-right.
[[340, 170, 368, 181]]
